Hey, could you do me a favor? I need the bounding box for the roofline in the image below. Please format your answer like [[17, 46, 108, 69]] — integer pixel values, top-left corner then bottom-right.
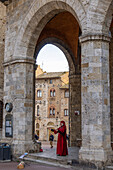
[[36, 77, 61, 80]]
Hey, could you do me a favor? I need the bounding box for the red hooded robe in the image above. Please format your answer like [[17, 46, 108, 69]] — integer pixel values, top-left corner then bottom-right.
[[54, 121, 68, 156]]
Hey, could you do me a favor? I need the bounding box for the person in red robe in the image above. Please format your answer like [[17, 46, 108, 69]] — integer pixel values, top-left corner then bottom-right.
[[51, 121, 68, 156]]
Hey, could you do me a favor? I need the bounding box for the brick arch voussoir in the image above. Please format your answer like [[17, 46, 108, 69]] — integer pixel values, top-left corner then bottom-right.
[[13, 0, 86, 58]]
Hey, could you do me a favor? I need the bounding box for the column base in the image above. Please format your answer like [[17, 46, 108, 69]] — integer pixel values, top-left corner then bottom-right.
[[12, 140, 41, 155], [79, 147, 113, 166], [1, 139, 41, 156]]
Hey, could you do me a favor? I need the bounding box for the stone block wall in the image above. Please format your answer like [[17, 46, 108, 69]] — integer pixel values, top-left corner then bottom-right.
[[2, 61, 35, 154], [79, 34, 112, 164], [69, 74, 81, 147], [0, 2, 6, 101], [0, 2, 6, 139], [110, 26, 113, 146]]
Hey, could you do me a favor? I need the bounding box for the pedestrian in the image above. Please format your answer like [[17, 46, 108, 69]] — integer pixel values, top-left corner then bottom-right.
[[35, 134, 39, 141], [51, 121, 68, 156], [49, 133, 54, 148]]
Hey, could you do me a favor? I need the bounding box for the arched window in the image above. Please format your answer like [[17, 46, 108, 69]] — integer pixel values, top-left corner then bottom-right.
[[64, 109, 68, 116], [53, 90, 55, 97], [50, 89, 56, 97], [36, 123, 39, 129], [49, 107, 55, 115], [50, 108, 52, 115], [64, 90, 69, 98], [47, 122, 54, 126], [50, 90, 53, 97], [53, 108, 55, 115], [37, 90, 42, 97], [36, 130, 39, 136]]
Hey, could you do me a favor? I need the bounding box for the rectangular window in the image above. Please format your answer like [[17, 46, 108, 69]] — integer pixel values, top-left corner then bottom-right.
[[5, 115, 13, 137], [37, 90, 42, 97], [65, 90, 69, 98], [53, 109, 55, 115], [50, 108, 52, 115], [64, 109, 68, 116]]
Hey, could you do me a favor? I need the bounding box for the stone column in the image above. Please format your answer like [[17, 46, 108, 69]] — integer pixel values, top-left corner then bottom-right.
[[69, 74, 81, 147], [79, 33, 112, 165], [2, 57, 40, 155]]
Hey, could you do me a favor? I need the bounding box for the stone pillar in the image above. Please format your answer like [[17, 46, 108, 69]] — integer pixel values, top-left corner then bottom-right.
[[2, 58, 40, 155], [79, 34, 112, 165], [69, 74, 81, 147], [109, 27, 113, 149]]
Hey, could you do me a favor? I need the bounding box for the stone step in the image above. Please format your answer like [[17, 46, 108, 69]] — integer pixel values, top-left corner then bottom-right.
[[23, 157, 72, 169], [23, 157, 99, 170], [25, 153, 71, 165], [22, 154, 99, 170]]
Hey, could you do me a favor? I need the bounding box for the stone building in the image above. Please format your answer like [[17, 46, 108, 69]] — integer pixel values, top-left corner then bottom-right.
[[35, 66, 69, 141], [0, 0, 113, 167]]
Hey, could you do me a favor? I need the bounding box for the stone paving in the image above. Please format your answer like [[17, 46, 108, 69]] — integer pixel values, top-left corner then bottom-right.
[[0, 142, 110, 169], [33, 141, 79, 162], [24, 142, 98, 169]]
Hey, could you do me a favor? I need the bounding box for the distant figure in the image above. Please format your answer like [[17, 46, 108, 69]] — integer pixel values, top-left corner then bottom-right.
[[35, 134, 39, 141], [51, 121, 68, 156], [49, 133, 54, 148]]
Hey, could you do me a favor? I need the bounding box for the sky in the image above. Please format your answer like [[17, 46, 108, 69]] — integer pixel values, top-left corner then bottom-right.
[[36, 44, 69, 72]]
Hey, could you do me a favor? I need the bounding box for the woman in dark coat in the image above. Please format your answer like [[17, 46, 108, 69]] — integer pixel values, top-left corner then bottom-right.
[[51, 121, 68, 156]]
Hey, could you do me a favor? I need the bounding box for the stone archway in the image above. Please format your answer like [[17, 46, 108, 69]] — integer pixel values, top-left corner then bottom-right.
[[3, 0, 84, 155], [2, 0, 113, 166], [12, 1, 86, 61], [35, 39, 81, 147]]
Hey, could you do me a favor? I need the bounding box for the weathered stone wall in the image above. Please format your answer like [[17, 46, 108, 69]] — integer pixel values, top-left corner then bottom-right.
[[69, 74, 81, 147], [0, 2, 6, 101], [2, 61, 37, 154], [110, 26, 113, 145], [79, 34, 112, 164], [0, 2, 6, 139]]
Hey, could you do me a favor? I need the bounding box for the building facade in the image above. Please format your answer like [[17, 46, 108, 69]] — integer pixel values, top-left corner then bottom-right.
[[35, 66, 69, 141], [0, 0, 113, 167]]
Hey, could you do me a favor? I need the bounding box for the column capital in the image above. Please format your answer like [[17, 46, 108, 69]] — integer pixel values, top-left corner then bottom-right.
[[79, 33, 111, 43], [3, 57, 35, 67]]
